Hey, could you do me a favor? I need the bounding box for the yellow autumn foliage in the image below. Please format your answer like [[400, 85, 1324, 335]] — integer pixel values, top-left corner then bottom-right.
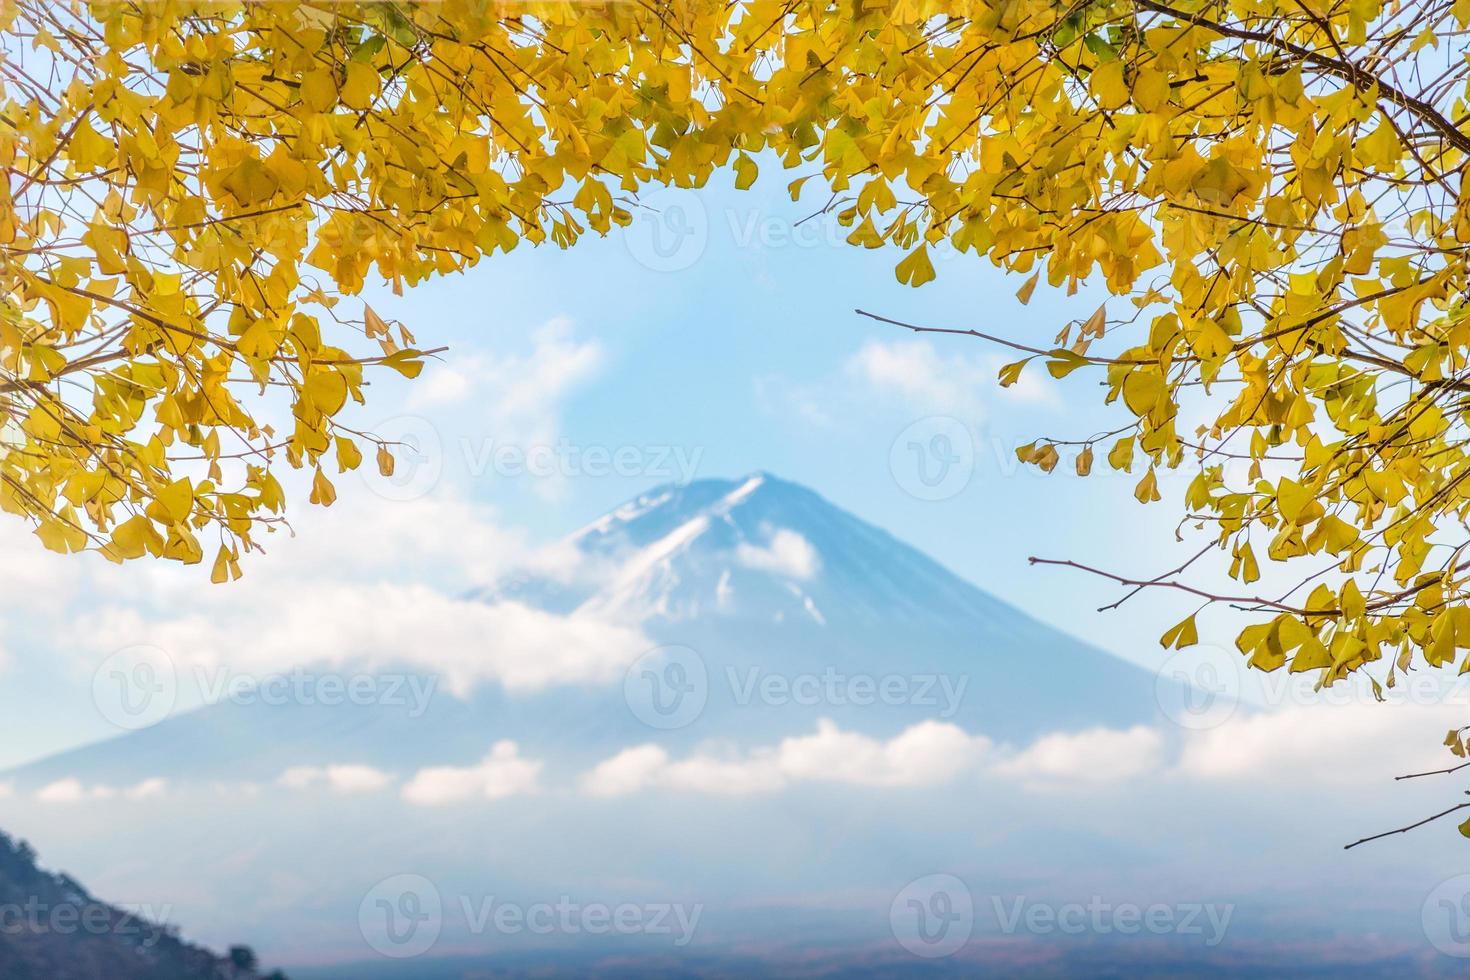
[[1, 0, 1468, 698]]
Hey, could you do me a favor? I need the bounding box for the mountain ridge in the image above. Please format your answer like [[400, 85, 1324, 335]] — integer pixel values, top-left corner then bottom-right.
[[0, 830, 287, 980]]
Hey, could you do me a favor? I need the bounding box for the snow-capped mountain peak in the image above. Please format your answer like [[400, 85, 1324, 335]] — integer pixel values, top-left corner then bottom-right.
[[487, 473, 833, 624], [482, 472, 1024, 631]]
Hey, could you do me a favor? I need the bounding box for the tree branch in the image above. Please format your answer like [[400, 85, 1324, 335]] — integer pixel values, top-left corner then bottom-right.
[[1135, 0, 1470, 155], [1344, 799, 1470, 850]]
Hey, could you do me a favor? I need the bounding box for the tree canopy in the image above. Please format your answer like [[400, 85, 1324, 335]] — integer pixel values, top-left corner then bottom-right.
[[4, 0, 1470, 712]]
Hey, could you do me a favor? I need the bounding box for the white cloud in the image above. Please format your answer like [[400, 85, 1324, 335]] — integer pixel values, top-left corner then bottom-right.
[[407, 318, 598, 412], [76, 583, 649, 699], [278, 765, 393, 794], [582, 720, 989, 797], [582, 745, 675, 798], [758, 336, 1061, 436], [411, 316, 602, 421], [0, 782, 12, 799], [49, 477, 656, 703], [780, 719, 987, 786], [1177, 701, 1467, 785], [735, 528, 820, 581], [573, 698, 1470, 803], [294, 496, 529, 587], [411, 363, 475, 407], [126, 777, 168, 801], [4, 492, 533, 634], [844, 339, 994, 425], [138, 495, 526, 596], [402, 741, 542, 806], [980, 701, 1469, 791], [662, 753, 790, 795], [36, 777, 167, 803], [36, 779, 96, 803], [408, 317, 604, 501], [993, 725, 1165, 785]]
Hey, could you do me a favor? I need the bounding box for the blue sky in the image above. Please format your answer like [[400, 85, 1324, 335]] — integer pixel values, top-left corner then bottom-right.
[[346, 173, 1204, 665]]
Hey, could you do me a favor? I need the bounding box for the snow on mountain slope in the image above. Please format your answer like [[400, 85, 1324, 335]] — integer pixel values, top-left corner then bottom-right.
[[482, 472, 1040, 631]]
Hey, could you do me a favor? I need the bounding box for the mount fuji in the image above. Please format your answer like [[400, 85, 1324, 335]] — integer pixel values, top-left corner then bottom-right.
[[0, 473, 1210, 970], [6, 472, 1164, 790]]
